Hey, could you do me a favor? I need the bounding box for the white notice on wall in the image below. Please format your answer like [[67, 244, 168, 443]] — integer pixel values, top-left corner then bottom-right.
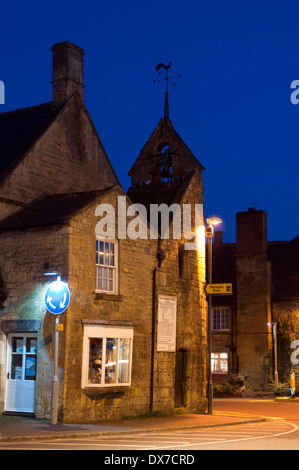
[[157, 295, 177, 352]]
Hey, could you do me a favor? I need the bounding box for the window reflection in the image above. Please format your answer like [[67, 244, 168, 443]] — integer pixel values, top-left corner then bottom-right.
[[118, 338, 130, 384], [105, 338, 117, 384], [88, 338, 103, 384]]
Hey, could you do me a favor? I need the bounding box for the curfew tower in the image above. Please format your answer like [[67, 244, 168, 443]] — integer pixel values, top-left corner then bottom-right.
[[127, 63, 207, 413]]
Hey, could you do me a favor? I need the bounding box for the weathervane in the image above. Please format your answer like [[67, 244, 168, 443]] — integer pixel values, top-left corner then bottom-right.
[[153, 62, 181, 119]]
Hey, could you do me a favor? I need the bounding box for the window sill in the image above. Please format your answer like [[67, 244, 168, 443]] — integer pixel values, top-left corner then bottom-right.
[[82, 385, 131, 394], [93, 292, 124, 301], [212, 330, 230, 333]]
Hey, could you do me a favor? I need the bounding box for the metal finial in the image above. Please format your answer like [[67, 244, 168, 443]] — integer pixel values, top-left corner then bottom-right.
[[153, 62, 181, 119]]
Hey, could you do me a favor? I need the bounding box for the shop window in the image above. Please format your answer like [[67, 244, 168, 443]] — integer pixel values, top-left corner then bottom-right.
[[211, 352, 228, 374], [212, 307, 229, 331], [95, 239, 118, 294], [81, 323, 133, 389]]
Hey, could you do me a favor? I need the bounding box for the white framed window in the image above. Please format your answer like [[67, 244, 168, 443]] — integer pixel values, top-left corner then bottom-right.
[[81, 323, 133, 389], [95, 239, 118, 294], [211, 352, 228, 374], [212, 307, 229, 331]]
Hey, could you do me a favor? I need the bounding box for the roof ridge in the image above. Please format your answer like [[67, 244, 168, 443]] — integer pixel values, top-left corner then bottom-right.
[[0, 184, 121, 231], [0, 98, 68, 117]]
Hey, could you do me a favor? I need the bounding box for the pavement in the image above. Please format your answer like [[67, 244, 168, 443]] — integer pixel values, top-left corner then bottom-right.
[[0, 409, 268, 442]]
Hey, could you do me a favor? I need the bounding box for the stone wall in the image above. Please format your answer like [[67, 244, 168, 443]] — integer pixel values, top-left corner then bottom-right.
[[61, 182, 207, 422], [61, 189, 156, 421], [236, 254, 272, 386], [0, 225, 69, 416], [155, 170, 206, 413]]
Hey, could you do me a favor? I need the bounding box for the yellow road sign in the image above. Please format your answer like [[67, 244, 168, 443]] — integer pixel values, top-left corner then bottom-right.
[[56, 323, 64, 332], [204, 283, 233, 295]]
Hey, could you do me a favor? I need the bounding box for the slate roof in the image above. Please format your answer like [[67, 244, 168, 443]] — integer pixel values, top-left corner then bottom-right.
[[268, 236, 299, 301], [0, 99, 69, 183], [0, 187, 118, 230]]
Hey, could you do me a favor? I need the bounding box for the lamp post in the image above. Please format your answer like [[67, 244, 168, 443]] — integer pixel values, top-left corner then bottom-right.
[[206, 216, 222, 415], [267, 322, 278, 388]]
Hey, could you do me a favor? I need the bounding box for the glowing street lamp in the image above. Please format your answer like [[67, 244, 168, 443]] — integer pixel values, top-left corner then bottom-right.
[[206, 215, 223, 415], [206, 216, 222, 229]]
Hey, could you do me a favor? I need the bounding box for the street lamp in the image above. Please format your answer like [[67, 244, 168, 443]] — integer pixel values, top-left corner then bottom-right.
[[267, 322, 278, 388], [206, 215, 223, 415]]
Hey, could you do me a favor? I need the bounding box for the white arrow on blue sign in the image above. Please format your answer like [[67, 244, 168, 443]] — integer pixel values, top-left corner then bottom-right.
[[45, 276, 70, 314]]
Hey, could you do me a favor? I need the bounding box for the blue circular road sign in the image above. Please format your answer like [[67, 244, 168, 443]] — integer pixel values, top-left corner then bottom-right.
[[45, 276, 70, 314]]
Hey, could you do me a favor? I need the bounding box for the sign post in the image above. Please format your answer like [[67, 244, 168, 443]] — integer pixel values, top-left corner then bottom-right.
[[204, 283, 233, 295], [45, 276, 70, 424]]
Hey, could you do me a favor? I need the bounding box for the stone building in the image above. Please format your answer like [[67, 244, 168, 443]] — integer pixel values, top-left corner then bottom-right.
[[0, 42, 207, 421], [209, 208, 299, 388]]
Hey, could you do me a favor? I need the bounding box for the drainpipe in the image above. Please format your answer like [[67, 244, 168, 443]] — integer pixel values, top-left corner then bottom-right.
[[150, 248, 166, 416]]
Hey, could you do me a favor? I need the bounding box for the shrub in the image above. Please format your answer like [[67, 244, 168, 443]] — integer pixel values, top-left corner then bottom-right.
[[229, 372, 248, 388], [274, 383, 292, 397], [213, 373, 248, 397], [213, 384, 230, 396]]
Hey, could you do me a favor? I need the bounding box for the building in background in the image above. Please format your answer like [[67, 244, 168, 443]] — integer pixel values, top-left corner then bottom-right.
[[209, 208, 299, 388]]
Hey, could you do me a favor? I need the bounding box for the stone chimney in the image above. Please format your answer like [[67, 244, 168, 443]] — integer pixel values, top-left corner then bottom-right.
[[236, 209, 267, 255], [235, 208, 271, 387], [51, 41, 85, 102]]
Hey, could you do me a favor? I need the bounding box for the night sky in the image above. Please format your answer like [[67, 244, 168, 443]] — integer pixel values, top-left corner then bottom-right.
[[1, 0, 299, 243]]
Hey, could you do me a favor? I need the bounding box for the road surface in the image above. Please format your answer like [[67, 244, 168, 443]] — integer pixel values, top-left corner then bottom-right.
[[1, 399, 298, 451]]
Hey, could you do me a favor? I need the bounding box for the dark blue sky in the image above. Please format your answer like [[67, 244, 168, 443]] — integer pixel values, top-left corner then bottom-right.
[[1, 0, 299, 242]]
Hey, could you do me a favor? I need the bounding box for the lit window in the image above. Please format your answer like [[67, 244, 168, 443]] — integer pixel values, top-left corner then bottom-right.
[[81, 323, 133, 389], [211, 353, 228, 374], [95, 240, 118, 293], [212, 307, 229, 331]]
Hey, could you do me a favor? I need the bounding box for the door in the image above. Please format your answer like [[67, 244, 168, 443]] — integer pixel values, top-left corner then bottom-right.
[[174, 349, 187, 408], [5, 333, 37, 413]]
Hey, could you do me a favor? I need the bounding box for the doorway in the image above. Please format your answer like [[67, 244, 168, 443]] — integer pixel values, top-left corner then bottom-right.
[[5, 333, 37, 413], [174, 348, 187, 408]]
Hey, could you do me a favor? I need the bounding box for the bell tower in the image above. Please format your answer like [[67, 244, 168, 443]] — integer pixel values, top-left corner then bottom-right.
[[128, 62, 204, 194], [126, 64, 207, 416]]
